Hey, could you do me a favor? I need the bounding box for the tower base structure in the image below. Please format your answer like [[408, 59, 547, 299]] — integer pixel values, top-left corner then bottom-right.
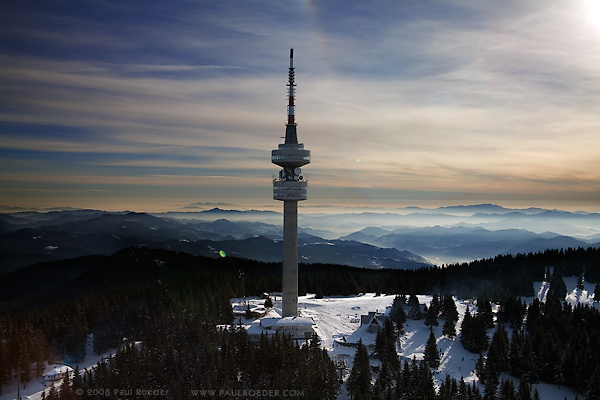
[[282, 200, 299, 317]]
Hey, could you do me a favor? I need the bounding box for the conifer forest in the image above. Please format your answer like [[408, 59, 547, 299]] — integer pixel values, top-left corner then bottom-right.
[[0, 246, 599, 399]]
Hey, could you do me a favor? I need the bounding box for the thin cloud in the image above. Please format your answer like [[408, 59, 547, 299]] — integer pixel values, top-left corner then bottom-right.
[[1, 0, 599, 211]]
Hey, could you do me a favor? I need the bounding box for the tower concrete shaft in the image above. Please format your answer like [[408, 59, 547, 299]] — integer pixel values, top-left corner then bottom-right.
[[282, 201, 299, 317], [271, 49, 310, 317]]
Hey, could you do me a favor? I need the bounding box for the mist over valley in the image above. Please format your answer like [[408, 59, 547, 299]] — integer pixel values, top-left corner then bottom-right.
[[1, 204, 598, 275]]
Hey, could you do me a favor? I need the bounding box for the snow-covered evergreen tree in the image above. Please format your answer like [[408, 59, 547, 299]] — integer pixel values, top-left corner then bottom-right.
[[347, 340, 372, 400], [460, 306, 489, 353], [487, 323, 509, 373], [548, 269, 567, 300], [508, 330, 522, 377], [577, 273, 585, 291], [263, 296, 273, 308], [424, 330, 440, 369], [373, 359, 394, 400], [375, 319, 400, 371], [407, 293, 423, 320], [441, 294, 459, 322], [389, 295, 407, 325], [424, 303, 439, 327], [477, 297, 494, 330], [442, 315, 457, 339]]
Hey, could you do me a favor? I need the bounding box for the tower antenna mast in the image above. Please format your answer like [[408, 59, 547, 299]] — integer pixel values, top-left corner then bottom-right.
[[287, 48, 296, 126], [271, 48, 310, 317]]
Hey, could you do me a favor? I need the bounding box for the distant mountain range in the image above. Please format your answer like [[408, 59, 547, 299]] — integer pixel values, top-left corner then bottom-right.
[[340, 226, 596, 264], [1, 204, 598, 274], [0, 210, 430, 274]]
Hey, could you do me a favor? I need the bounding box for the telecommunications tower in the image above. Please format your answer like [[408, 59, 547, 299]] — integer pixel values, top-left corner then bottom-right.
[[272, 49, 310, 317]]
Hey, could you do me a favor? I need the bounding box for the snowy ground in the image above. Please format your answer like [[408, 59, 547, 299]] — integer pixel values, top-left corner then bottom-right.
[[236, 279, 597, 400], [0, 335, 117, 400]]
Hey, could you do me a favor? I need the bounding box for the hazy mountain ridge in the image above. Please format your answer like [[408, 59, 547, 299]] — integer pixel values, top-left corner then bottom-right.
[[0, 211, 430, 274], [340, 225, 597, 264], [1, 204, 599, 273], [104, 236, 430, 270]]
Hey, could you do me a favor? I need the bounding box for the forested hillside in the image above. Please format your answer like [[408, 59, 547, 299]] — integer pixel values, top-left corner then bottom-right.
[[0, 246, 599, 399]]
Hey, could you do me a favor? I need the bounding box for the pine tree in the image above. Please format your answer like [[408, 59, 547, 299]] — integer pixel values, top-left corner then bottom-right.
[[594, 283, 599, 303], [498, 296, 526, 330], [460, 306, 473, 350], [508, 330, 522, 377], [484, 362, 500, 400], [548, 270, 567, 300], [60, 369, 74, 400], [374, 319, 399, 372], [72, 365, 82, 396], [475, 352, 486, 383], [577, 272, 584, 289], [46, 385, 58, 400], [458, 377, 469, 400], [424, 304, 439, 327], [407, 293, 423, 320], [417, 357, 437, 399], [264, 296, 273, 308], [390, 295, 407, 325], [438, 374, 456, 400], [499, 379, 517, 400], [586, 365, 600, 400], [483, 367, 499, 400], [390, 295, 406, 335], [517, 378, 532, 400], [373, 359, 394, 400], [442, 315, 456, 339], [441, 294, 459, 323], [477, 297, 494, 330], [315, 287, 323, 299], [525, 298, 541, 334], [0, 333, 9, 396], [347, 340, 372, 400], [460, 308, 489, 353], [430, 293, 442, 315], [521, 337, 538, 384], [487, 323, 509, 373], [17, 335, 30, 389], [423, 330, 440, 369]]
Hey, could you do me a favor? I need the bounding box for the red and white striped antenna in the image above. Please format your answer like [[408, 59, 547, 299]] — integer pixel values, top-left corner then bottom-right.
[[287, 48, 296, 126]]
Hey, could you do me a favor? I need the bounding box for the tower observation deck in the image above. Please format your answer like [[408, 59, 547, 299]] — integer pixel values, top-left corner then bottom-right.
[[272, 49, 310, 317], [272, 48, 310, 201]]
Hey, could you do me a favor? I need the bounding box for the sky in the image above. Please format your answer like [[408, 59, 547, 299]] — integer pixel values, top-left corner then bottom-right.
[[1, 0, 600, 213]]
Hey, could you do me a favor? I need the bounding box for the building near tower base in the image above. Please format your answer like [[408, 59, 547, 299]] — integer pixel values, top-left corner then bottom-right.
[[246, 316, 315, 341]]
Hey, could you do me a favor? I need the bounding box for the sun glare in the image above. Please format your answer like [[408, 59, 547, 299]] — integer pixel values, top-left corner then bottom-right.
[[586, 0, 600, 27]]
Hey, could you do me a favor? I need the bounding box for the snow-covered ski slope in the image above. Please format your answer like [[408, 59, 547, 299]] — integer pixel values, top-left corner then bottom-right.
[[237, 278, 597, 400]]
